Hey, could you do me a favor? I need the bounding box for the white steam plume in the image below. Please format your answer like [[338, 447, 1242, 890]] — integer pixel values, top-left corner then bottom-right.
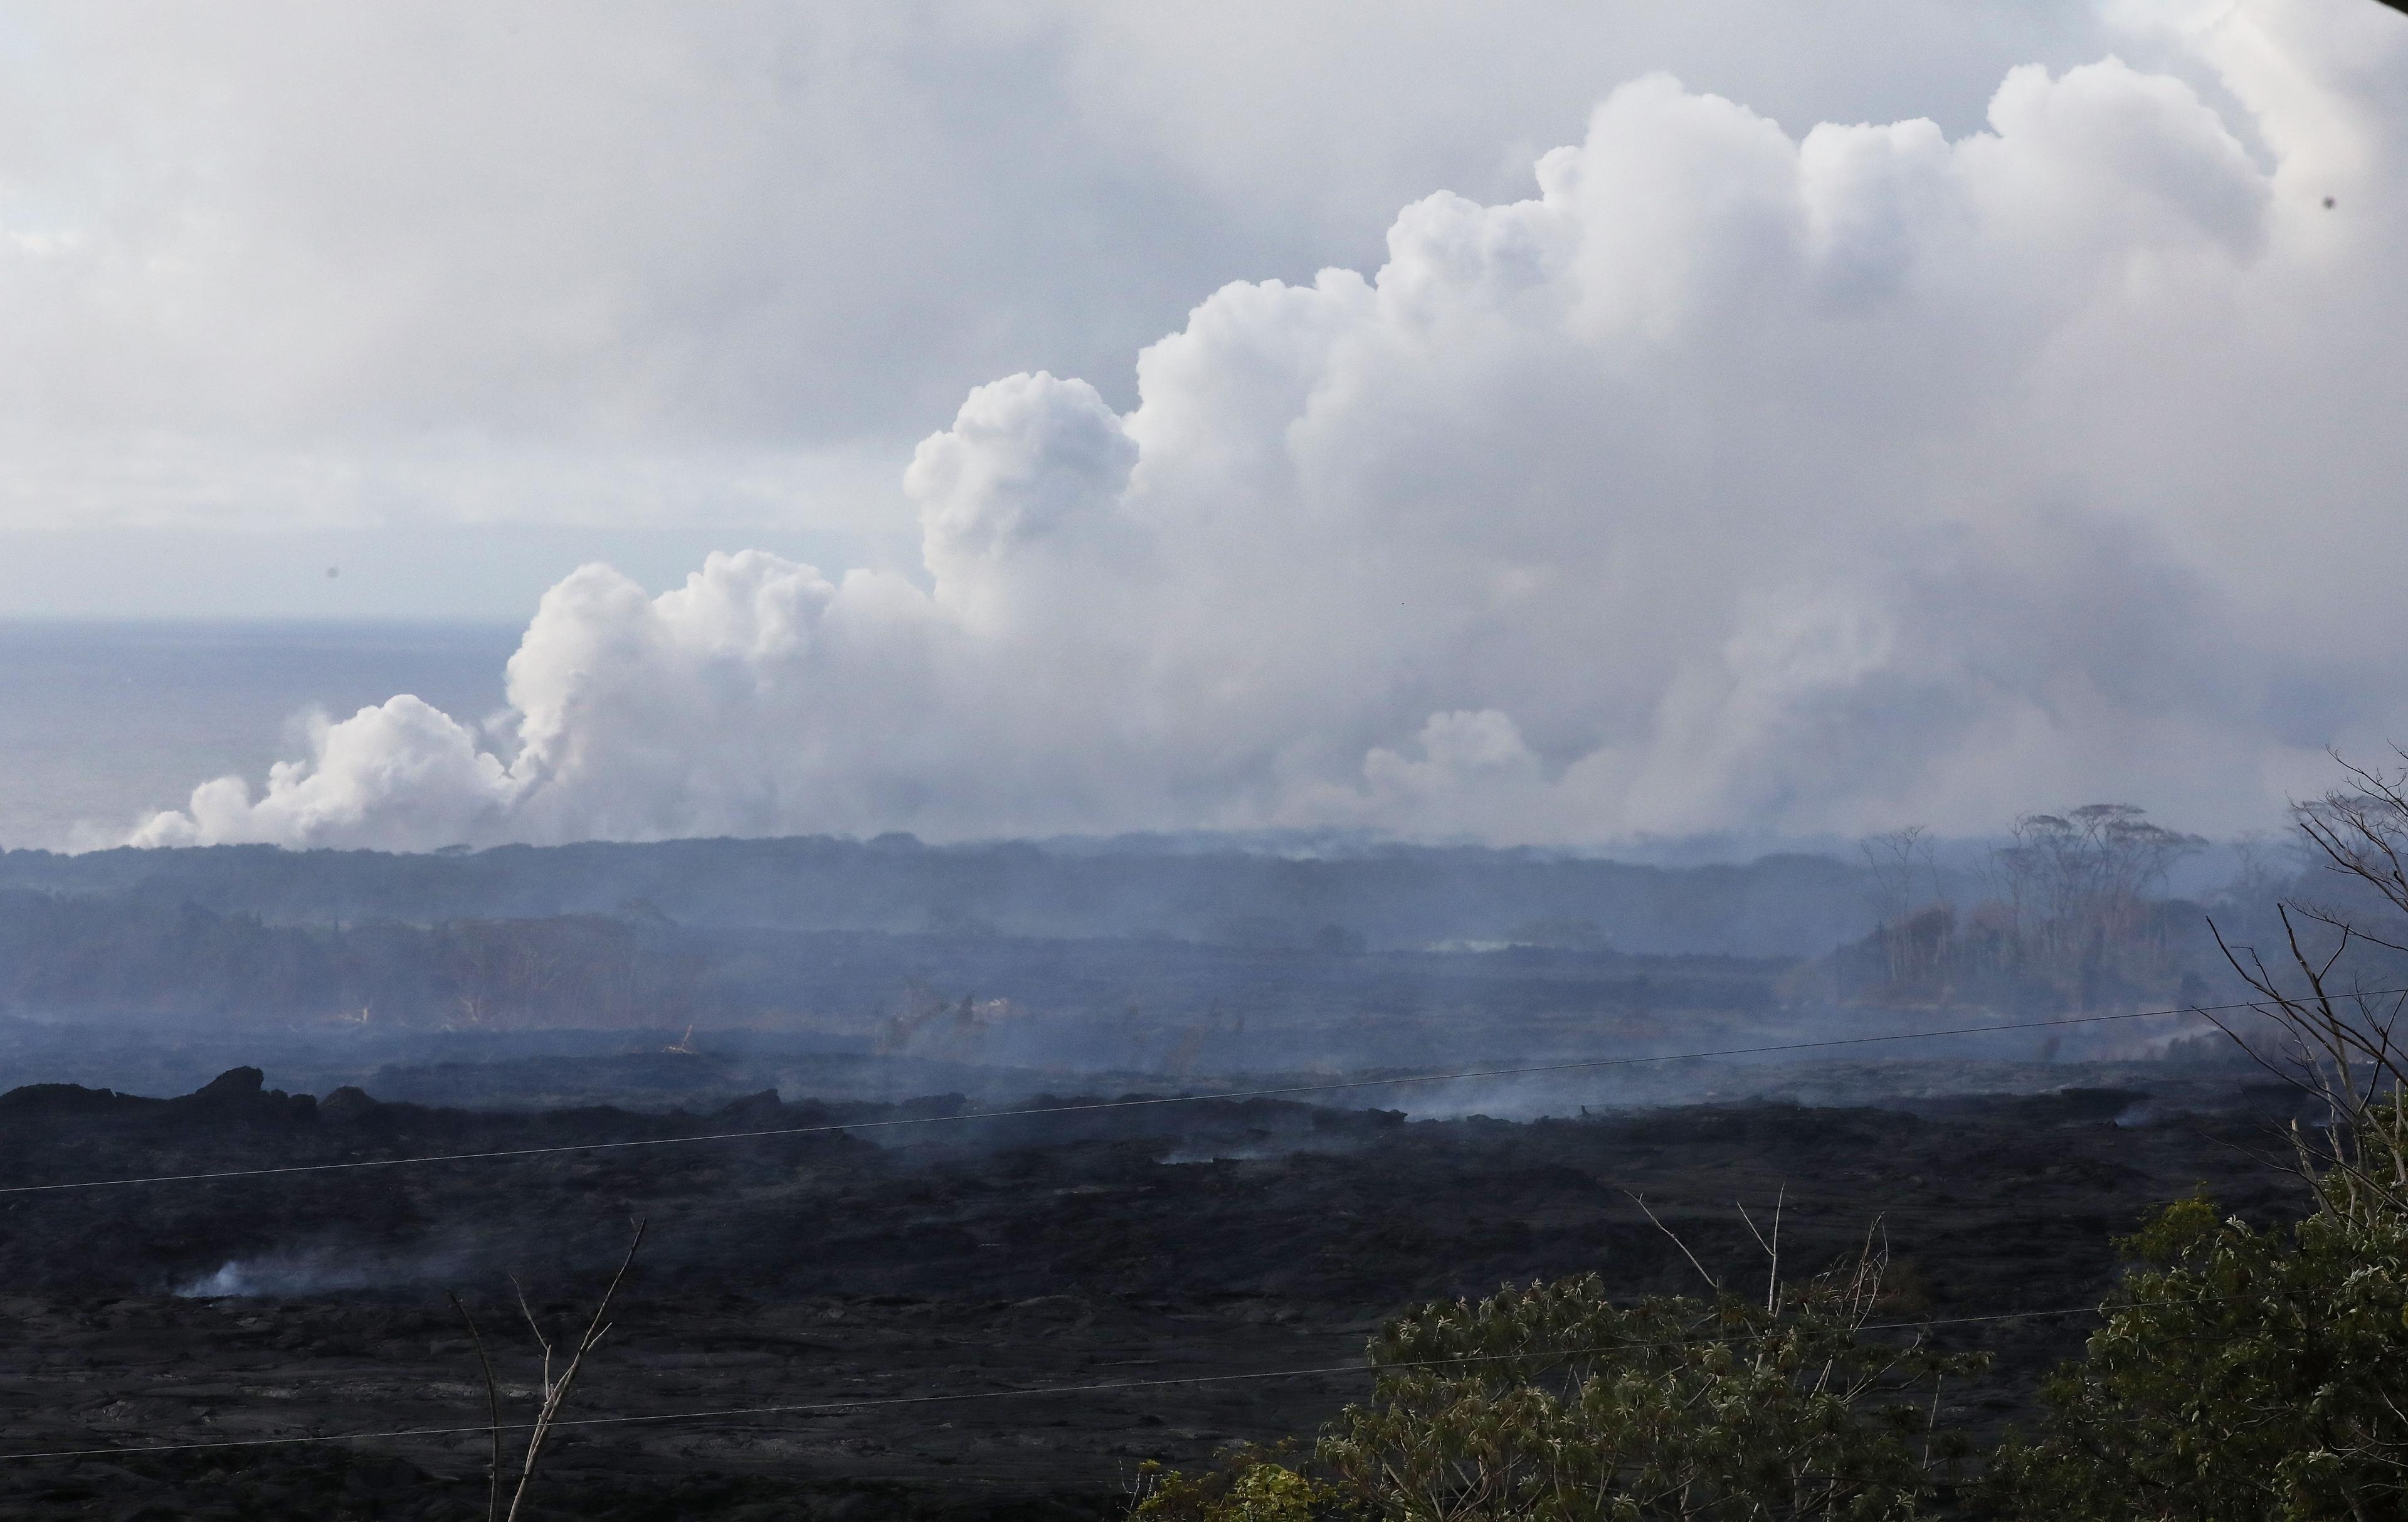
[[132, 1, 2408, 850]]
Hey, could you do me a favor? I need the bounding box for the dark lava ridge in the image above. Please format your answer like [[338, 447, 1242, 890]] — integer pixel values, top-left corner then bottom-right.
[[0, 1066, 2315, 1519]]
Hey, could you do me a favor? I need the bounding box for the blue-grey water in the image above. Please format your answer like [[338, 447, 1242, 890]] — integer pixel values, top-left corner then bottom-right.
[[0, 621, 518, 850]]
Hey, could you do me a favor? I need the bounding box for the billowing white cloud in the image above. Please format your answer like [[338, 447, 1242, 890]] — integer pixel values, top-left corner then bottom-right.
[[132, 0, 2408, 849], [0, 0, 2120, 548]]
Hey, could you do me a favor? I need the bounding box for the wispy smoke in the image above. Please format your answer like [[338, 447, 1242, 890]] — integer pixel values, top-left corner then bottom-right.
[[131, 3, 2408, 850], [174, 1245, 462, 1299]]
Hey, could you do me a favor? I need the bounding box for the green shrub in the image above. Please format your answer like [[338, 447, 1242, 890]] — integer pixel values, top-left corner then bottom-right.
[[1138, 1240, 1973, 1522], [1133, 1449, 1341, 1522], [1316, 1248, 1973, 1522], [1984, 1188, 2408, 1521]]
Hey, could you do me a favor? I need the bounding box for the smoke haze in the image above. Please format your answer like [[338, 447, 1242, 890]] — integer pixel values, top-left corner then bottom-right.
[[112, 1, 2408, 850]]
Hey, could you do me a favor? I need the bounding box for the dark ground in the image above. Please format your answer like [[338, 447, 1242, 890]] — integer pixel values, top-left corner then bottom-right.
[[0, 1064, 2313, 1520]]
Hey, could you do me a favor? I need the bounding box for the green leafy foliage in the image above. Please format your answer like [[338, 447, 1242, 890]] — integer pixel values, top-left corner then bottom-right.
[[1140, 1240, 1976, 1522], [1133, 1451, 1341, 1522], [1985, 1185, 2408, 1521], [1137, 1184, 2408, 1522], [1318, 1249, 1973, 1522]]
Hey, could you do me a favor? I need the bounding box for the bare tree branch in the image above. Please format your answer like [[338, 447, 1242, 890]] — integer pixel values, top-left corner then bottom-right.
[[448, 1291, 504, 1522], [452, 1219, 650, 1522], [1627, 1192, 1719, 1294]]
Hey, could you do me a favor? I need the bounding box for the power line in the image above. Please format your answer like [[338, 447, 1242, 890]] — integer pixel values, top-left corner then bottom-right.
[[0, 990, 2325, 1199], [0, 1301, 2116, 1464]]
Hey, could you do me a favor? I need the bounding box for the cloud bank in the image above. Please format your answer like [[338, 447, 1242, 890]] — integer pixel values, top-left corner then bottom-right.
[[0, 0, 2115, 549], [132, 1, 2408, 850]]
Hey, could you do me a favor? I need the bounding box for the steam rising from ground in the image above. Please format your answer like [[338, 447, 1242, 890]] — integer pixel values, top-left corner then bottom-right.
[[174, 1246, 463, 1299], [132, 2, 2408, 850]]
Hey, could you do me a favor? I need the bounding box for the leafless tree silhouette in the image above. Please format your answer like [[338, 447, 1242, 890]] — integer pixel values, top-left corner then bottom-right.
[[452, 1218, 648, 1522], [2206, 751, 2408, 1222]]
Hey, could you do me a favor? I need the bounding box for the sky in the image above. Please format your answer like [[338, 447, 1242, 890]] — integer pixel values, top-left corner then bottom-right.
[[5, 0, 2405, 850]]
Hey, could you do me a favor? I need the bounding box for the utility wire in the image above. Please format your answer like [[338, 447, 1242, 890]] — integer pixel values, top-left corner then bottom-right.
[[0, 1301, 2123, 1463], [0, 989, 2338, 1199]]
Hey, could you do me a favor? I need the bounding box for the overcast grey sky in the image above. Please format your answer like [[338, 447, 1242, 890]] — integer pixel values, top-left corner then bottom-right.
[[3, 0, 2136, 618], [7, 1, 2405, 848]]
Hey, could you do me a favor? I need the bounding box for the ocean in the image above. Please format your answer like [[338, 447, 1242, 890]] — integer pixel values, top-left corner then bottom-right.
[[0, 621, 519, 851]]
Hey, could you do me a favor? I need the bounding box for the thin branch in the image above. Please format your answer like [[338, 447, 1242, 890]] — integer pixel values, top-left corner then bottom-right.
[[502, 1218, 649, 1522], [510, 1276, 554, 1399], [449, 1291, 504, 1522], [1627, 1192, 1719, 1294], [1733, 1186, 1786, 1317]]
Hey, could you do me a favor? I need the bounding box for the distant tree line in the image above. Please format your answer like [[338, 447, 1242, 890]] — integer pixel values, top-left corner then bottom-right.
[[0, 889, 1774, 1042], [0, 835, 1879, 958], [0, 894, 710, 1028], [1829, 805, 2222, 1014]]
